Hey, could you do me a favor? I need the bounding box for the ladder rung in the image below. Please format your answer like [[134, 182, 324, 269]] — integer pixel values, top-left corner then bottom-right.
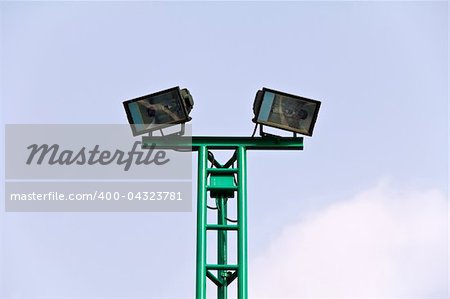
[[207, 185, 238, 191], [206, 224, 238, 231], [206, 186, 238, 191], [206, 264, 239, 270], [207, 168, 238, 174]]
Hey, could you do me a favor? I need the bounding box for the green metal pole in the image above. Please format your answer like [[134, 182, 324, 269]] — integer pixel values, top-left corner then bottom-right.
[[217, 196, 228, 299], [142, 136, 304, 299], [237, 146, 248, 299], [196, 146, 208, 299]]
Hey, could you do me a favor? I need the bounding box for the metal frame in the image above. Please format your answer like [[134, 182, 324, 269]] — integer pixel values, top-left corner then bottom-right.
[[123, 86, 191, 136], [253, 87, 321, 137], [142, 136, 304, 299]]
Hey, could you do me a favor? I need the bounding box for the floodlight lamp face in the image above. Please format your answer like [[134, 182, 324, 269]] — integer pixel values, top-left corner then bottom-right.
[[123, 87, 193, 136], [253, 88, 321, 136]]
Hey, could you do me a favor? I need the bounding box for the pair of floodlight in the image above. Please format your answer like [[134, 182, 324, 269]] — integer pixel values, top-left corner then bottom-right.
[[123, 87, 321, 137]]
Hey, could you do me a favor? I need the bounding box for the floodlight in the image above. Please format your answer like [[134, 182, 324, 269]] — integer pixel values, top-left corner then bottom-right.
[[123, 87, 194, 136], [252, 88, 321, 137]]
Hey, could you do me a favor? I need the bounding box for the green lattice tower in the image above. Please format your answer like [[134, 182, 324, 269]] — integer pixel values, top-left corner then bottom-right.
[[197, 145, 247, 299], [142, 136, 303, 299]]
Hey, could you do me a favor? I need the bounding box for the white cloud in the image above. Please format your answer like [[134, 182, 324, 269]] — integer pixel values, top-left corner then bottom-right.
[[250, 181, 448, 298]]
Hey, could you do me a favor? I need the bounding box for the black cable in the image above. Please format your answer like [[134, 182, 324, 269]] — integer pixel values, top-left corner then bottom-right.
[[223, 151, 237, 168], [208, 151, 215, 168], [208, 151, 222, 168], [251, 123, 259, 137], [226, 217, 238, 223], [207, 197, 219, 210], [232, 160, 238, 185], [207, 199, 237, 222], [214, 198, 238, 223]]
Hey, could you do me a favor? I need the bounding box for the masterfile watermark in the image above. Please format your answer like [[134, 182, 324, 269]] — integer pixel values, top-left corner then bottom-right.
[[5, 182, 191, 212], [4, 124, 193, 212], [6, 124, 192, 180], [26, 141, 169, 171]]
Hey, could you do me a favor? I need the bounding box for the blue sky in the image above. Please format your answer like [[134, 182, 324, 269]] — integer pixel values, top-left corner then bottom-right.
[[1, 1, 448, 298]]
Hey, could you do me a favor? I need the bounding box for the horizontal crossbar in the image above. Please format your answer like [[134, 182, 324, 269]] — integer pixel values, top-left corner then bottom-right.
[[207, 185, 238, 191], [206, 224, 239, 231], [141, 136, 303, 150], [207, 168, 238, 174], [206, 264, 239, 270]]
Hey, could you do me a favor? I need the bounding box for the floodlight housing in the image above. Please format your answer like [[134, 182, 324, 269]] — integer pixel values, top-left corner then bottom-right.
[[123, 86, 194, 136], [253, 88, 321, 137]]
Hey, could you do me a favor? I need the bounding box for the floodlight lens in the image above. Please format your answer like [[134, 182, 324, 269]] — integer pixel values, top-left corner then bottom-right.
[[253, 88, 321, 136]]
